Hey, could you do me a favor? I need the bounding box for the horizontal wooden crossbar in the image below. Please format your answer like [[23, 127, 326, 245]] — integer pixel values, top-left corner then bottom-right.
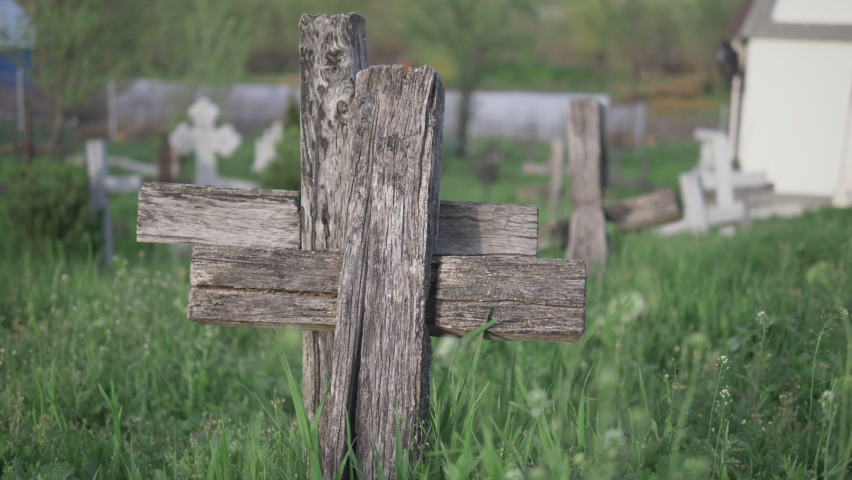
[[189, 246, 585, 343], [137, 182, 539, 256]]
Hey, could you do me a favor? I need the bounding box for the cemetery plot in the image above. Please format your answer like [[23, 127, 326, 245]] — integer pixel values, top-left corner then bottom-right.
[[134, 13, 585, 480]]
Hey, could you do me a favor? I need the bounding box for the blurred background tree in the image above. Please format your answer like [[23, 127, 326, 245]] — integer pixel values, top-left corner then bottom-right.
[[402, 0, 537, 158], [12, 0, 150, 151], [4, 0, 743, 155]]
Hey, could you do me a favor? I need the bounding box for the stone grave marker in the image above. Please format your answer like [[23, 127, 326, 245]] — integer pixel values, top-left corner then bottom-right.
[[251, 120, 284, 172], [659, 130, 770, 236], [566, 98, 607, 266], [169, 97, 242, 187], [86, 138, 143, 263], [135, 13, 586, 480]]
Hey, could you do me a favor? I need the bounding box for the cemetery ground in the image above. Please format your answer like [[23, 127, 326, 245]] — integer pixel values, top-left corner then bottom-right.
[[1, 140, 852, 479]]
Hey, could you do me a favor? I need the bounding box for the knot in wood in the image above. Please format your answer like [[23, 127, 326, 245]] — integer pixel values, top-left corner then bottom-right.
[[324, 48, 346, 66], [336, 100, 349, 116]]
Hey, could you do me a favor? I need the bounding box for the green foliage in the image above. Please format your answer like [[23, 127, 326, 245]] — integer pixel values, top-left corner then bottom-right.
[[3, 139, 852, 478], [146, 0, 255, 85], [260, 102, 301, 191], [0, 160, 101, 256]]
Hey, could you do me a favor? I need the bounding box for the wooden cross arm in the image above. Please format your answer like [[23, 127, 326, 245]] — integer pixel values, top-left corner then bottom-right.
[[137, 182, 539, 256], [189, 246, 586, 343]]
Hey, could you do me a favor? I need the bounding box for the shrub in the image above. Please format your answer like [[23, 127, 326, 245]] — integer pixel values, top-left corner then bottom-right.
[[0, 159, 102, 256]]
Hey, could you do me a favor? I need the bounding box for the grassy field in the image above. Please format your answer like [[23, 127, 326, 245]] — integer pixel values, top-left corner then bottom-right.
[[1, 141, 851, 479]]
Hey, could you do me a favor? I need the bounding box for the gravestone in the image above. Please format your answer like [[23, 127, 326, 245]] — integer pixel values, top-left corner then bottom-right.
[[135, 13, 586, 480], [659, 130, 769, 236], [169, 97, 242, 187], [251, 120, 284, 172], [566, 98, 606, 266], [86, 138, 143, 263]]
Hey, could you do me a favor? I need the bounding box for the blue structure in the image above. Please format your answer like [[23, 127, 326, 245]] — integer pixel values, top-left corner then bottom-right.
[[0, 0, 33, 88]]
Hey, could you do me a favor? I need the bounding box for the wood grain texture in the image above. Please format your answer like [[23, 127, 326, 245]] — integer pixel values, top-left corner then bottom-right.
[[137, 183, 538, 256], [435, 201, 537, 256], [298, 12, 370, 426], [567, 99, 606, 265], [188, 247, 586, 343], [136, 182, 300, 248], [604, 188, 682, 232], [320, 65, 444, 480]]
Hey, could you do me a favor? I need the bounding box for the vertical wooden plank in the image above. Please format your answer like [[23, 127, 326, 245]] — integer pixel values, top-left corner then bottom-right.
[[321, 65, 444, 479], [86, 138, 114, 263], [298, 13, 369, 421], [547, 136, 564, 220], [566, 99, 606, 265]]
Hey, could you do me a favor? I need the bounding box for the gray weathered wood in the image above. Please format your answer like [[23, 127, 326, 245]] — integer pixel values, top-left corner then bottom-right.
[[136, 182, 538, 256], [298, 12, 370, 423], [435, 201, 537, 256], [320, 65, 443, 480], [566, 98, 606, 265], [86, 138, 113, 264], [136, 183, 301, 248], [604, 188, 682, 232], [189, 247, 585, 343]]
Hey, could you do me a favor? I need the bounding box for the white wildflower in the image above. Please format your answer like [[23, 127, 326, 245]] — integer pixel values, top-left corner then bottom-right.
[[505, 468, 523, 480], [526, 388, 551, 419], [603, 428, 626, 458]]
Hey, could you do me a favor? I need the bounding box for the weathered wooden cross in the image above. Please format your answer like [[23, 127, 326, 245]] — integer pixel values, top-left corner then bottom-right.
[[169, 96, 242, 187], [136, 14, 585, 479]]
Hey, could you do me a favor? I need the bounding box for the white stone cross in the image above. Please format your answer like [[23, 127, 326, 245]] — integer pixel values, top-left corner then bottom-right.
[[169, 97, 242, 187], [251, 120, 284, 172], [659, 130, 770, 236]]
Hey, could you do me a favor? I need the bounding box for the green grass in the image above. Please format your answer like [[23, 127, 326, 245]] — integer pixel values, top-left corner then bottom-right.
[[2, 141, 852, 479]]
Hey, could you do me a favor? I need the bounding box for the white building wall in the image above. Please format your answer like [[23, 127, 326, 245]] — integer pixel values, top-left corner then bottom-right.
[[739, 38, 852, 197], [772, 0, 852, 26]]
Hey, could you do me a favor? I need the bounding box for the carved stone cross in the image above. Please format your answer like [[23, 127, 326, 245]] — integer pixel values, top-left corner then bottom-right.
[[169, 96, 242, 187], [137, 14, 585, 480]]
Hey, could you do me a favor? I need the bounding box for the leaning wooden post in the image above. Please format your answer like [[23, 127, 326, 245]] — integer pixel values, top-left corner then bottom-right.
[[320, 65, 444, 480], [566, 99, 606, 266], [298, 13, 369, 420]]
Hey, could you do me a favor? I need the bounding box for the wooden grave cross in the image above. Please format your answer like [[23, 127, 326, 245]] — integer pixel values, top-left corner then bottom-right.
[[169, 96, 242, 187], [86, 138, 143, 264], [136, 13, 586, 480]]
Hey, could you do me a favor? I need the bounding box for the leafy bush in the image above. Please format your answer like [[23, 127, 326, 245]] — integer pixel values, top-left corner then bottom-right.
[[0, 159, 102, 256]]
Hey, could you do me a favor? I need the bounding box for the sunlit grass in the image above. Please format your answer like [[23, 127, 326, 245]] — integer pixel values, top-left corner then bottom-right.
[[2, 140, 852, 478]]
